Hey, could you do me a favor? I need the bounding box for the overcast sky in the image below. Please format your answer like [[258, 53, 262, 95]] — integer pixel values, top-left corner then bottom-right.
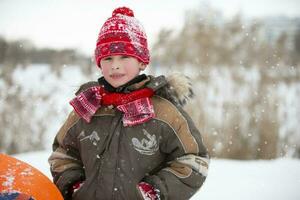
[[0, 0, 299, 55]]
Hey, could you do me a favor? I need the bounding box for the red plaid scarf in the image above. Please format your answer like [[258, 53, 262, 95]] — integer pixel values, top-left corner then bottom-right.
[[70, 86, 155, 126], [117, 97, 155, 127]]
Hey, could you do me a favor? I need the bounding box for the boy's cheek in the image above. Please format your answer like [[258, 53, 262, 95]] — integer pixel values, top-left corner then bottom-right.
[[101, 68, 110, 75]]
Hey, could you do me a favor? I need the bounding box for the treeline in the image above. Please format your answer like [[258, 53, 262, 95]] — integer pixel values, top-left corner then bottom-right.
[[151, 8, 300, 68], [0, 37, 94, 79]]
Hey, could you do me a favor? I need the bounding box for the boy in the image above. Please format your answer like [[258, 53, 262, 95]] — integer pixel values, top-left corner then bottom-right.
[[48, 7, 209, 200]]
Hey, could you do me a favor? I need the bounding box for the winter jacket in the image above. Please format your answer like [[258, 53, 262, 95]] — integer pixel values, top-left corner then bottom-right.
[[48, 74, 209, 200]]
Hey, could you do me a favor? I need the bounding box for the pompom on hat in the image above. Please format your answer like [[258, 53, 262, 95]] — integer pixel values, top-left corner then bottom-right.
[[95, 7, 150, 67]]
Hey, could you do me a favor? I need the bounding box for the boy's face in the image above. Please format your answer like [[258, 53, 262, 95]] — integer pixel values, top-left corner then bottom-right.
[[100, 55, 146, 88]]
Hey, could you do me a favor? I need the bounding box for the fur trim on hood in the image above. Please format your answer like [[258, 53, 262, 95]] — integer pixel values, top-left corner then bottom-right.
[[156, 72, 194, 106], [165, 72, 194, 106]]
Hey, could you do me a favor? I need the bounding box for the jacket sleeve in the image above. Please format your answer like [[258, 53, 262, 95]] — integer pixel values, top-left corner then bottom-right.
[[143, 103, 210, 200], [48, 111, 85, 199]]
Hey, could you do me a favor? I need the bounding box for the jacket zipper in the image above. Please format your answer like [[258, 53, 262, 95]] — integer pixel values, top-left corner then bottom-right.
[[111, 120, 123, 200]]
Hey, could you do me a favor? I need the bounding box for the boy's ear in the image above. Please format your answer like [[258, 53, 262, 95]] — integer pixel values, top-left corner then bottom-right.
[[139, 63, 147, 71]]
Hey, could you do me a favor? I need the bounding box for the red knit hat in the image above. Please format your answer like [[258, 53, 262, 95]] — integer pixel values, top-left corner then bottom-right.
[[95, 7, 150, 67]]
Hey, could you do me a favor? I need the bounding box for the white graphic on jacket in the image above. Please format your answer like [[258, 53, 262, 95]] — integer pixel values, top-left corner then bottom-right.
[[132, 129, 159, 155], [79, 131, 100, 146]]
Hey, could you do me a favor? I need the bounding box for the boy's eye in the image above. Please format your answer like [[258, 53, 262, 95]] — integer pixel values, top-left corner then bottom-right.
[[104, 57, 112, 61], [121, 55, 129, 59]]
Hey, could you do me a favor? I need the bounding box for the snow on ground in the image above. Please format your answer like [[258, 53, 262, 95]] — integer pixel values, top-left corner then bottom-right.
[[14, 151, 300, 200]]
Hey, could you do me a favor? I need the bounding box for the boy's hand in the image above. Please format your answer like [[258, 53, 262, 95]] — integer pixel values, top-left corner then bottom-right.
[[138, 182, 160, 200], [71, 181, 84, 193]]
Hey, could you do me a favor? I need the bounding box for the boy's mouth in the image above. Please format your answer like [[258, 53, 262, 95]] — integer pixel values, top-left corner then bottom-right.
[[110, 73, 125, 79]]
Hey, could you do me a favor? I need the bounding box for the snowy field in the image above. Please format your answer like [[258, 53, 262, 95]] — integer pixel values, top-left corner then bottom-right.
[[14, 151, 300, 200]]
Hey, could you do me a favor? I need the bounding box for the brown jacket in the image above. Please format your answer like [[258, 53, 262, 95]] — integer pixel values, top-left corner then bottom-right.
[[48, 74, 209, 200]]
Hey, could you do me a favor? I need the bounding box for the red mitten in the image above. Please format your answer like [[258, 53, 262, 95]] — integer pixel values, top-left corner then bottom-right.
[[71, 181, 84, 193], [138, 182, 160, 200]]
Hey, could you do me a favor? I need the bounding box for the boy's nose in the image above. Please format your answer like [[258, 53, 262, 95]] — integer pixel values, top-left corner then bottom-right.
[[111, 59, 121, 70], [111, 65, 120, 70]]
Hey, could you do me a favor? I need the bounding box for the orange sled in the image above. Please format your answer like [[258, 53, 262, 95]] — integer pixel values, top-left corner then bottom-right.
[[0, 153, 63, 200]]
